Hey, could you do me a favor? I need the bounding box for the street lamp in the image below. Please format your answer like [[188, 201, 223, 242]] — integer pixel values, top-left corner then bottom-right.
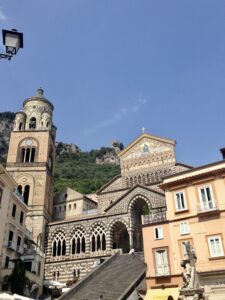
[[0, 29, 23, 60]]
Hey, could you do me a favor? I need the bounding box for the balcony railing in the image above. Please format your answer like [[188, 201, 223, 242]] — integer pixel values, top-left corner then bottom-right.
[[16, 245, 24, 254], [197, 204, 220, 216], [142, 211, 167, 225], [7, 241, 16, 251]]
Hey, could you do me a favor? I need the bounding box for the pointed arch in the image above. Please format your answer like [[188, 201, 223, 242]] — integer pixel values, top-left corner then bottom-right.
[[90, 222, 107, 252], [70, 226, 86, 255]]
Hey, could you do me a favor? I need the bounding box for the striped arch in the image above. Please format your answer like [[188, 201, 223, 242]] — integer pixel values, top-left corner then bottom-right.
[[127, 194, 152, 215], [109, 218, 130, 253], [109, 218, 129, 232], [70, 225, 86, 254], [89, 221, 107, 234], [50, 228, 67, 257], [89, 221, 107, 252], [49, 227, 68, 240], [69, 224, 87, 236]]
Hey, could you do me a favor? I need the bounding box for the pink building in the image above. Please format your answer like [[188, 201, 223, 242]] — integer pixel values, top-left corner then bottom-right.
[[143, 159, 225, 300]]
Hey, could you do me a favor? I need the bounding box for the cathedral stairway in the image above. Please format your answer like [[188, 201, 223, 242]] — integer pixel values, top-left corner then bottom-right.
[[58, 252, 146, 300]]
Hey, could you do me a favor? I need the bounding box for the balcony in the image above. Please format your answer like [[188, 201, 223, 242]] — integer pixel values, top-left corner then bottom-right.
[[16, 245, 24, 255], [7, 241, 16, 251], [197, 204, 220, 217], [142, 211, 167, 225]]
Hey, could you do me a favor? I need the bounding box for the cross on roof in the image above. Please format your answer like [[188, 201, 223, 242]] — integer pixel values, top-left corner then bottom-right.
[[141, 127, 146, 134]]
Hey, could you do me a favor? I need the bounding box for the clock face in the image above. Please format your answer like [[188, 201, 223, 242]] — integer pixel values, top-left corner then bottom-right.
[[26, 139, 33, 146]]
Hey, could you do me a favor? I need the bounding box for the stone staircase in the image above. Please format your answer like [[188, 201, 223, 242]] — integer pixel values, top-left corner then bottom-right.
[[59, 252, 146, 300]]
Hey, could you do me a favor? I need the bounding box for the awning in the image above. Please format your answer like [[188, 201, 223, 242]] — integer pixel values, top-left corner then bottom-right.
[[144, 287, 180, 300]]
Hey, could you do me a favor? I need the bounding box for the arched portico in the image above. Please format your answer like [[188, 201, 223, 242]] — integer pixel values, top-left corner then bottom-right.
[[110, 220, 129, 253], [128, 194, 151, 251]]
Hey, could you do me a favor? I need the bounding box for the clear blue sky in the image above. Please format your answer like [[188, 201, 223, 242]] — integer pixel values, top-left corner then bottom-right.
[[0, 1, 225, 166]]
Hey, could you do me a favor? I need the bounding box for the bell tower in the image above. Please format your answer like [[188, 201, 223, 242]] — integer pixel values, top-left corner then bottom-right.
[[6, 88, 56, 249]]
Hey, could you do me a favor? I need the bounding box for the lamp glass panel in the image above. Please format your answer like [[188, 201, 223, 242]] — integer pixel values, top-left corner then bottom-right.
[[5, 33, 20, 52]]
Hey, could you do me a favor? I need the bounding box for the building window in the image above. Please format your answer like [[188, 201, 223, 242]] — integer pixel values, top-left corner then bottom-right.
[[5, 256, 10, 268], [71, 228, 86, 254], [21, 147, 36, 163], [23, 185, 30, 205], [0, 187, 3, 207], [8, 230, 14, 247], [199, 186, 215, 210], [18, 185, 22, 195], [12, 204, 16, 218], [52, 232, 66, 257], [154, 226, 163, 239], [175, 191, 187, 211], [20, 211, 24, 224], [154, 248, 170, 276], [91, 225, 106, 252], [19, 122, 23, 131], [29, 117, 36, 129], [17, 236, 21, 252], [208, 236, 224, 257], [74, 203, 76, 210], [180, 222, 189, 235]]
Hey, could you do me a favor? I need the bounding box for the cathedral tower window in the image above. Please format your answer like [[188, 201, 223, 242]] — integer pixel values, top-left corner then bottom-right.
[[21, 147, 36, 163], [18, 185, 22, 195], [29, 117, 36, 129], [90, 225, 106, 252], [52, 232, 66, 257], [71, 228, 85, 254], [23, 185, 30, 205], [19, 123, 23, 131]]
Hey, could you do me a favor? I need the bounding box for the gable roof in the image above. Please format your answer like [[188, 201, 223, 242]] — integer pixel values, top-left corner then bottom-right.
[[118, 133, 176, 158], [97, 175, 122, 194], [104, 184, 165, 212]]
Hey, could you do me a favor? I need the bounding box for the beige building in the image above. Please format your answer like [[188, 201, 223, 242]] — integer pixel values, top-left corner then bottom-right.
[[6, 87, 56, 250], [142, 158, 225, 299], [53, 187, 97, 221], [0, 164, 28, 290]]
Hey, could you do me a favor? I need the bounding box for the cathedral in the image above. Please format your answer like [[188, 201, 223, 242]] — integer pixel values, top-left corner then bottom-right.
[[6, 89, 191, 285]]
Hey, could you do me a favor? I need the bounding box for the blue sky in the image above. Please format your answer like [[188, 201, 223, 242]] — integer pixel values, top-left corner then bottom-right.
[[0, 1, 225, 166]]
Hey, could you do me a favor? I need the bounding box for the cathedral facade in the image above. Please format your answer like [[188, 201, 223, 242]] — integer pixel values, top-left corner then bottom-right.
[[6, 89, 191, 285]]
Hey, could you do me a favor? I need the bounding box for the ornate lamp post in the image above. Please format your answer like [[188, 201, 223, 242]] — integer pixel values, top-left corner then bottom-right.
[[0, 29, 23, 60]]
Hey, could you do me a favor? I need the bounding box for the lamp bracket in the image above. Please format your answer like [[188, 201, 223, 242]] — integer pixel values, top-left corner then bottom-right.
[[0, 53, 13, 60]]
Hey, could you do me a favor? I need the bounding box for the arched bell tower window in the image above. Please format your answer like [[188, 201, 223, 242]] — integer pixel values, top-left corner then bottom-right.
[[18, 185, 22, 195], [19, 137, 38, 164], [21, 147, 36, 163], [29, 117, 36, 129], [19, 123, 23, 131], [23, 185, 30, 205]]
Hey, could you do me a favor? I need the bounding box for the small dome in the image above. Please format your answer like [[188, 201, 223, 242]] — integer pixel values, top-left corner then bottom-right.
[[23, 87, 54, 111]]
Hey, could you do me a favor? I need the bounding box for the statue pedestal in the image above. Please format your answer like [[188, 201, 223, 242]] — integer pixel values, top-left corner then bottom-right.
[[179, 288, 204, 300]]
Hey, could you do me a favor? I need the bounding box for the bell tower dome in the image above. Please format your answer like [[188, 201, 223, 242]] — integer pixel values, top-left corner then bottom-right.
[[6, 88, 57, 249]]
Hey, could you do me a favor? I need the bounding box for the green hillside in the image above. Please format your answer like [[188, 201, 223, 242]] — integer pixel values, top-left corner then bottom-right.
[[54, 145, 121, 194], [0, 112, 121, 195]]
